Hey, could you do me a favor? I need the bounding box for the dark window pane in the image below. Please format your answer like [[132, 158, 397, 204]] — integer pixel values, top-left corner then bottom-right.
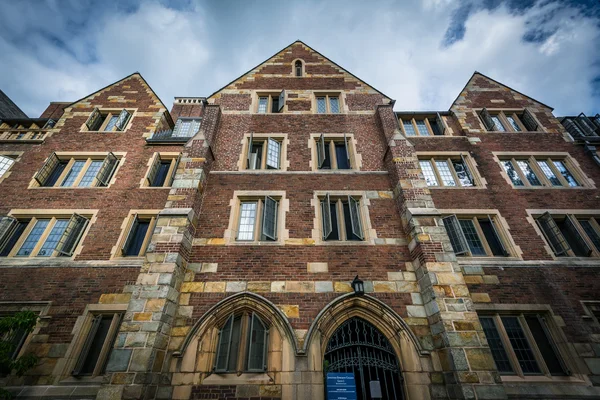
[[80, 316, 112, 375], [556, 218, 589, 256], [579, 219, 600, 252], [327, 203, 339, 241], [247, 315, 267, 371], [321, 142, 331, 169], [124, 221, 150, 256], [429, 119, 443, 135], [342, 202, 361, 241], [227, 316, 242, 371], [480, 317, 514, 374], [249, 143, 263, 170], [501, 317, 541, 374], [525, 316, 565, 376], [151, 161, 171, 187], [271, 96, 279, 113], [44, 162, 67, 186], [0, 220, 28, 256], [478, 219, 505, 256], [335, 144, 350, 169], [459, 219, 486, 256]]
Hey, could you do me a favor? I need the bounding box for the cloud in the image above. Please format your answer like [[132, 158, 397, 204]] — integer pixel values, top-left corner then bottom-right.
[[0, 0, 598, 117]]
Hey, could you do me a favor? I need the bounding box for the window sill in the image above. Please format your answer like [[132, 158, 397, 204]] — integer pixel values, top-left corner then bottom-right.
[[405, 135, 454, 138], [500, 374, 585, 384], [28, 186, 111, 189], [139, 186, 172, 189], [458, 258, 600, 267], [203, 372, 272, 385], [0, 139, 45, 143], [231, 241, 283, 246], [427, 186, 482, 189], [511, 186, 589, 190]]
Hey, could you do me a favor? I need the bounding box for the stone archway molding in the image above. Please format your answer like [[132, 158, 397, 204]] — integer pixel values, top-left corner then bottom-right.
[[173, 291, 299, 357]]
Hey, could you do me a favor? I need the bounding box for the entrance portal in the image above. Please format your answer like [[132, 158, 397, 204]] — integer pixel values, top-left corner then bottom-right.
[[324, 317, 404, 399]]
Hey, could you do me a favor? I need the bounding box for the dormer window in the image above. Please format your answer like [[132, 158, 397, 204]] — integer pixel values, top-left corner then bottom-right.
[[295, 60, 303, 77]]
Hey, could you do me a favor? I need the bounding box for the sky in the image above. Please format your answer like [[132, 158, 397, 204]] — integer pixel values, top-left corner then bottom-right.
[[0, 0, 599, 118]]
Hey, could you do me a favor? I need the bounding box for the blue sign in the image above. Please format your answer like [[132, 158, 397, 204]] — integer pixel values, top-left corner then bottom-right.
[[327, 372, 357, 400]]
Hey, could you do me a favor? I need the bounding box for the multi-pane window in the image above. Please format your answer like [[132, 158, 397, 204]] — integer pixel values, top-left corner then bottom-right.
[[144, 153, 181, 187], [315, 95, 340, 114], [500, 156, 581, 188], [419, 156, 475, 187], [173, 118, 201, 137], [0, 313, 31, 373], [85, 108, 132, 132], [0, 155, 15, 178], [34, 153, 119, 188], [215, 312, 268, 373], [316, 134, 352, 170], [72, 313, 122, 377], [479, 108, 539, 132], [442, 215, 510, 257], [236, 197, 279, 242], [320, 194, 364, 242], [0, 214, 89, 258], [399, 114, 447, 136], [245, 135, 282, 170], [479, 314, 567, 377], [257, 93, 284, 114], [120, 214, 156, 257], [536, 213, 600, 257]]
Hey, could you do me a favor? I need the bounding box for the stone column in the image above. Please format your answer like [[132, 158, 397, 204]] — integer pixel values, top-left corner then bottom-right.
[[377, 105, 506, 400]]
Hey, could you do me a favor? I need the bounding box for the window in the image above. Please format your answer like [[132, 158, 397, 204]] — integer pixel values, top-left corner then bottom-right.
[[419, 155, 475, 187], [144, 153, 180, 187], [315, 94, 340, 114], [120, 214, 156, 256], [442, 214, 510, 257], [479, 108, 539, 132], [85, 108, 132, 132], [320, 194, 364, 241], [215, 312, 268, 373], [316, 133, 352, 170], [0, 155, 15, 179], [535, 213, 600, 257], [400, 113, 447, 136], [294, 60, 303, 77], [236, 197, 279, 242], [72, 313, 122, 377], [245, 135, 282, 170], [479, 313, 567, 377], [257, 92, 284, 114], [173, 118, 201, 137], [499, 156, 582, 188], [33, 152, 119, 188], [0, 313, 30, 373], [0, 214, 89, 258]]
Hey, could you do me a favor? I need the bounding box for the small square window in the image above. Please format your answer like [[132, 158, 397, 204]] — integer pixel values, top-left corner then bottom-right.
[[315, 94, 341, 114], [256, 93, 284, 114], [320, 194, 364, 242], [315, 134, 354, 170], [143, 153, 181, 187], [119, 214, 157, 257], [243, 135, 283, 171]]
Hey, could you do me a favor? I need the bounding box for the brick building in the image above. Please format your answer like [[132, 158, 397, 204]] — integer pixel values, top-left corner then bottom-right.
[[1, 40, 600, 400]]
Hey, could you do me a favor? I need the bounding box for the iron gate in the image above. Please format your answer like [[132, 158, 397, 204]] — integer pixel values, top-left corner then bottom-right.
[[324, 317, 404, 399]]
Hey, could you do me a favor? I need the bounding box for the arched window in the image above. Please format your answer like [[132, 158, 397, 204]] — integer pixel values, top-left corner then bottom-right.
[[295, 60, 303, 77], [215, 312, 268, 373]]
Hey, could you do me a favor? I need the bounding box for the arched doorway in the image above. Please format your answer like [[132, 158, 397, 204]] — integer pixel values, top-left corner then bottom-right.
[[324, 317, 404, 400]]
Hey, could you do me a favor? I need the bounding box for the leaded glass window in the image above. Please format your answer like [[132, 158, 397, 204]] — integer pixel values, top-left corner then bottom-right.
[[443, 215, 509, 257], [501, 156, 585, 188], [415, 120, 429, 136], [501, 317, 541, 374], [237, 202, 257, 241], [104, 115, 119, 132], [37, 219, 69, 256], [316, 97, 327, 114], [516, 160, 542, 186], [236, 197, 280, 242], [502, 161, 524, 186], [435, 161, 456, 186], [402, 121, 416, 136], [0, 156, 15, 178], [506, 115, 522, 132], [491, 116, 506, 131], [536, 161, 562, 186], [215, 313, 268, 373], [258, 97, 268, 114], [459, 219, 486, 256], [78, 161, 103, 187], [480, 317, 513, 373], [419, 161, 438, 186], [16, 220, 50, 256], [329, 97, 340, 114], [553, 161, 579, 187], [61, 161, 86, 187]]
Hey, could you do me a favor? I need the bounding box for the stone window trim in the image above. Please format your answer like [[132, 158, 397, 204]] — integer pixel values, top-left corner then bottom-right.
[[140, 152, 181, 188], [475, 303, 584, 383], [237, 133, 290, 172], [416, 151, 485, 189], [292, 58, 305, 77], [526, 210, 600, 259], [581, 301, 600, 326], [398, 113, 450, 137], [476, 108, 542, 133], [312, 92, 345, 114], [0, 301, 50, 364], [308, 133, 362, 172], [311, 191, 377, 245], [438, 209, 522, 260], [80, 108, 136, 133], [253, 91, 285, 114], [492, 152, 594, 189], [58, 303, 126, 382], [110, 210, 160, 259], [224, 191, 289, 245], [29, 151, 126, 189], [0, 209, 98, 259], [0, 151, 23, 184]]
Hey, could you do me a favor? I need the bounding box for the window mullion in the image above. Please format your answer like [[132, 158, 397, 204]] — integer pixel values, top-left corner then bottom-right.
[[9, 218, 36, 258], [430, 158, 444, 187], [336, 200, 346, 240], [529, 157, 551, 187], [138, 217, 156, 256], [519, 314, 551, 377], [495, 314, 524, 377], [31, 217, 56, 258], [548, 158, 569, 187], [499, 113, 514, 132], [73, 159, 92, 187], [411, 119, 419, 137], [98, 113, 111, 132], [473, 218, 494, 256], [237, 313, 250, 373], [448, 158, 462, 187], [261, 140, 268, 170], [330, 141, 338, 169], [165, 158, 177, 187], [512, 158, 531, 187], [255, 200, 264, 241], [424, 118, 435, 136]]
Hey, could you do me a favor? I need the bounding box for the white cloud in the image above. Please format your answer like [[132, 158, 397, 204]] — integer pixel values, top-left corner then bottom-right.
[[0, 0, 598, 117]]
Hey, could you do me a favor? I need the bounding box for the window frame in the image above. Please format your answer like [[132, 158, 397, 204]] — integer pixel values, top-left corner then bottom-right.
[[441, 213, 514, 258], [313, 192, 375, 245], [71, 312, 122, 377], [478, 312, 570, 380], [239, 133, 288, 172], [292, 59, 305, 77], [142, 152, 181, 188], [235, 196, 280, 242], [117, 212, 157, 258], [83, 108, 134, 133], [399, 113, 449, 137], [310, 133, 360, 171], [418, 153, 479, 188], [255, 91, 285, 114], [478, 108, 541, 133], [172, 117, 202, 138], [497, 154, 587, 189], [0, 152, 21, 183], [534, 212, 600, 258], [314, 93, 342, 114]]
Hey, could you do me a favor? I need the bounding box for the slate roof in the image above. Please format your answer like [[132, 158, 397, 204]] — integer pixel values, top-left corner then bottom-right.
[[0, 89, 28, 119]]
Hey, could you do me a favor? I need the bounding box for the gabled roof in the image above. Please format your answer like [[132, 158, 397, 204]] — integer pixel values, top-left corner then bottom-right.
[[450, 71, 554, 111], [0, 89, 28, 119], [207, 40, 393, 101]]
